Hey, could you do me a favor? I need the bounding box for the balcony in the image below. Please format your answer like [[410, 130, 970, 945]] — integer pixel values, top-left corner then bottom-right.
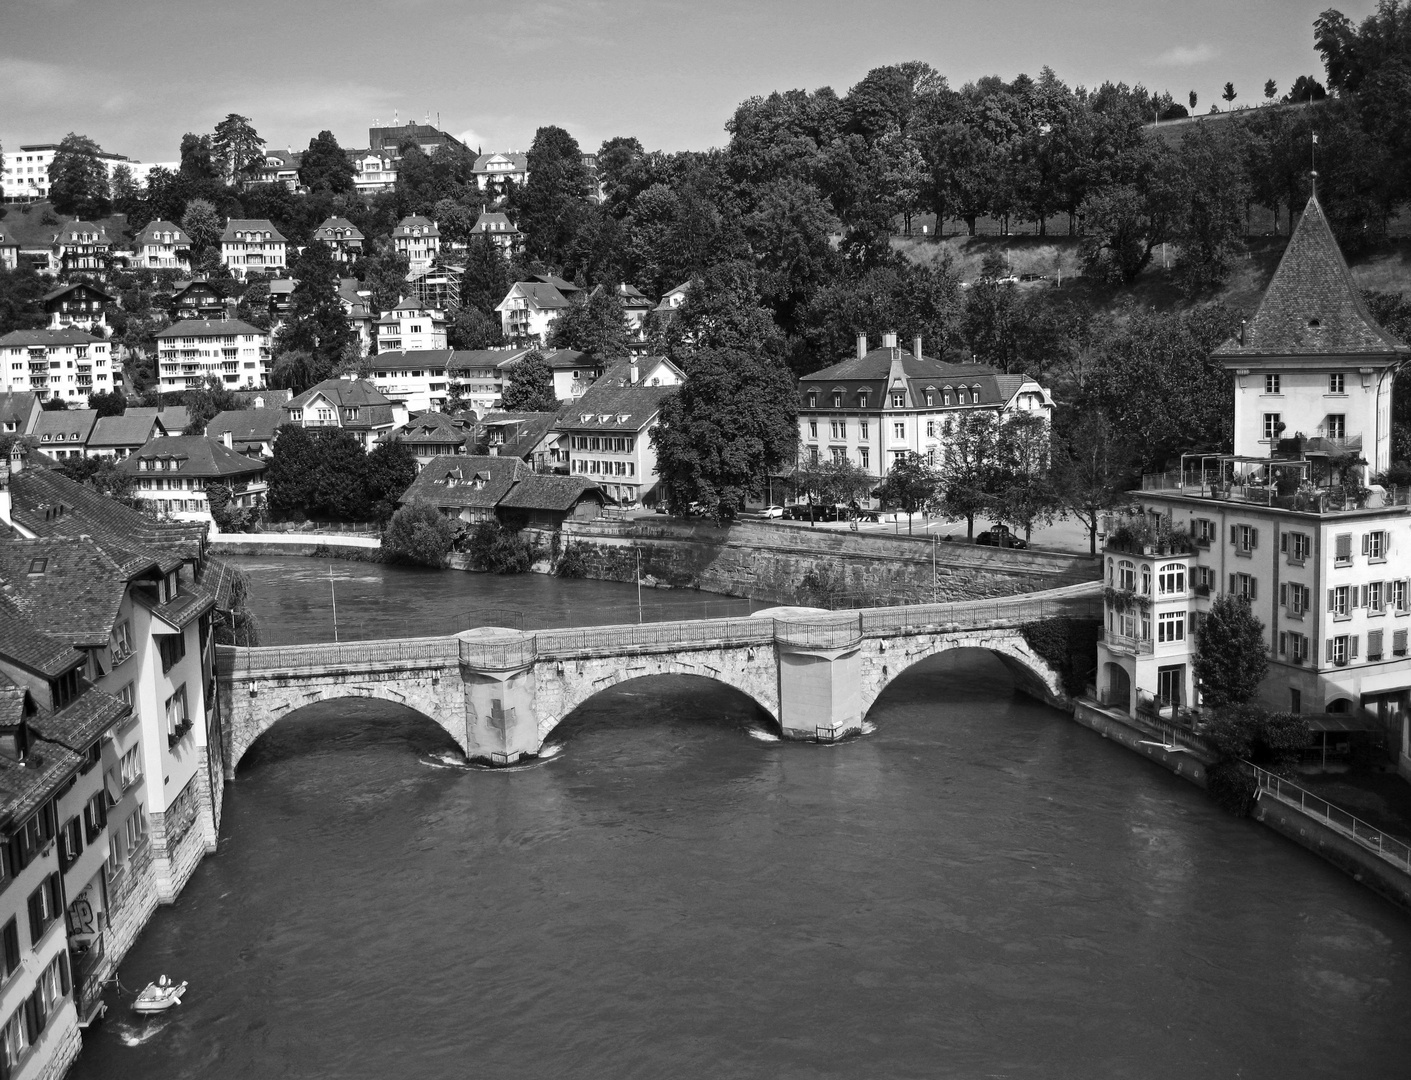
[[1102, 630, 1153, 655]]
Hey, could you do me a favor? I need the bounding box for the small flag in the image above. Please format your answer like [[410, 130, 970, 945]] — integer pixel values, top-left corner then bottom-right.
[[1312, 133, 1319, 144]]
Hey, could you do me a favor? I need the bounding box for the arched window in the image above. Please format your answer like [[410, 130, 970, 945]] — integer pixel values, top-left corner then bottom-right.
[[1117, 560, 1135, 591], [1158, 562, 1185, 596], [1140, 565, 1152, 595], [957, 388, 968, 404]]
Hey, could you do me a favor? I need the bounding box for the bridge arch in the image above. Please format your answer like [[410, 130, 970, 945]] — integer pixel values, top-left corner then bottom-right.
[[532, 647, 780, 745], [859, 629, 1068, 723]]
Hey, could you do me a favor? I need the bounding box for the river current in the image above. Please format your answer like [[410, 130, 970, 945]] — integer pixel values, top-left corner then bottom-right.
[[70, 558, 1411, 1078]]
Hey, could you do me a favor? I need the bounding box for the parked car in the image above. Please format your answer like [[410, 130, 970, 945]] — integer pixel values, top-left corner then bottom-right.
[[975, 524, 1027, 549], [761, 505, 785, 518]]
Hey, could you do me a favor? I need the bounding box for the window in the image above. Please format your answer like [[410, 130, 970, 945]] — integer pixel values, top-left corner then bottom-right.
[[830, 420, 844, 440], [1328, 634, 1357, 665], [1, 1003, 29, 1075], [1, 919, 19, 982], [1193, 518, 1216, 545], [1229, 572, 1257, 601], [1157, 611, 1186, 643], [1117, 560, 1136, 591], [57, 816, 81, 868], [27, 873, 61, 945], [83, 791, 106, 844], [1362, 581, 1386, 615], [1368, 629, 1385, 661], [1364, 530, 1387, 561], [111, 619, 133, 662], [1157, 563, 1185, 595], [1395, 628, 1409, 656], [165, 684, 190, 745], [32, 954, 68, 1036], [807, 421, 817, 438], [1281, 531, 1310, 563], [1335, 533, 1353, 565], [858, 393, 869, 409], [1195, 565, 1216, 594], [831, 447, 846, 465], [925, 392, 934, 406], [891, 392, 905, 408], [157, 633, 185, 673], [1264, 374, 1280, 394], [1395, 580, 1409, 614], [858, 448, 869, 470], [1263, 413, 1281, 440], [832, 393, 842, 408], [807, 393, 817, 408], [1231, 523, 1258, 554], [1329, 373, 1345, 394], [1329, 584, 1351, 619], [859, 421, 869, 439], [1327, 414, 1346, 439], [1279, 631, 1310, 663], [1280, 582, 1311, 617], [926, 421, 935, 438], [893, 422, 905, 439]]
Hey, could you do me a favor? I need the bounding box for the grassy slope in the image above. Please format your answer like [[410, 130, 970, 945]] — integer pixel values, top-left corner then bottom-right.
[[896, 232, 1411, 316]]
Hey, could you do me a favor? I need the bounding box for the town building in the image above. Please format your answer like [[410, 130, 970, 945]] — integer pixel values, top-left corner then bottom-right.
[[383, 411, 472, 469], [496, 280, 576, 345], [467, 210, 522, 253], [219, 219, 287, 279], [43, 282, 113, 335], [368, 121, 466, 160], [472, 152, 528, 194], [133, 220, 192, 272], [154, 318, 270, 393], [314, 217, 364, 263], [554, 376, 677, 506], [205, 409, 282, 457], [375, 297, 447, 354], [124, 434, 268, 521], [1094, 193, 1411, 781], [47, 221, 112, 277], [0, 392, 41, 437], [0, 230, 18, 271], [339, 278, 375, 357], [1, 144, 141, 203], [231, 388, 289, 411], [347, 150, 397, 193], [405, 262, 463, 316], [496, 474, 605, 529], [0, 328, 115, 404], [282, 378, 406, 450], [446, 348, 533, 413], [87, 412, 170, 459], [400, 454, 527, 524], [238, 149, 302, 191], [795, 332, 1053, 476], [366, 348, 452, 413], [481, 411, 563, 471], [391, 216, 441, 272], [170, 278, 228, 322], [32, 409, 97, 460]]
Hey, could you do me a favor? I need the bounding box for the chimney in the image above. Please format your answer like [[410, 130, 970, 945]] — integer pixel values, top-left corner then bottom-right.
[[222, 429, 233, 449], [0, 457, 11, 529], [912, 335, 923, 360], [882, 331, 898, 349], [629, 363, 639, 384], [856, 333, 867, 360]]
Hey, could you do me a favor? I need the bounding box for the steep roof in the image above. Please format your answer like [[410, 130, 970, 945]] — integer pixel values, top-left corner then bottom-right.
[[33, 408, 98, 445], [42, 282, 114, 304], [135, 219, 189, 245], [314, 217, 364, 241], [802, 347, 982, 383], [0, 537, 160, 648], [127, 405, 191, 432], [222, 219, 287, 243], [497, 474, 602, 512], [0, 328, 101, 349], [393, 216, 439, 237], [497, 282, 571, 312], [206, 408, 283, 446], [155, 318, 264, 339], [0, 392, 40, 432], [470, 211, 521, 235], [445, 347, 532, 373], [555, 382, 676, 433], [400, 454, 528, 509], [88, 413, 166, 448], [472, 152, 528, 173], [122, 435, 267, 480], [1214, 194, 1411, 359], [286, 378, 394, 412], [232, 388, 290, 409], [482, 411, 558, 460], [0, 594, 84, 678], [387, 411, 471, 446]]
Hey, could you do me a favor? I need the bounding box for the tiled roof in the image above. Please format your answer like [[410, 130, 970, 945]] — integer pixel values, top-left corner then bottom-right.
[[206, 408, 283, 446], [232, 388, 290, 409], [374, 348, 454, 367], [41, 282, 114, 304], [286, 378, 394, 412], [155, 318, 264, 339], [0, 328, 101, 349], [0, 594, 84, 678], [498, 474, 602, 511], [445, 347, 532, 374], [314, 217, 364, 241], [470, 212, 521, 235], [554, 382, 676, 433], [400, 455, 527, 509], [0, 731, 81, 830], [472, 152, 528, 173], [0, 537, 156, 648], [393, 216, 440, 237], [28, 685, 128, 753], [88, 413, 166, 448], [122, 435, 267, 480], [387, 411, 471, 446], [33, 408, 97, 445], [221, 219, 287, 243], [53, 221, 111, 244], [136, 220, 189, 245], [0, 392, 39, 431], [127, 405, 192, 432], [1214, 194, 1411, 359], [483, 411, 558, 460], [498, 283, 571, 311]]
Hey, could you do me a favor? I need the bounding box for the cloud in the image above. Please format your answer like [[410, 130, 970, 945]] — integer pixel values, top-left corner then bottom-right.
[[0, 57, 73, 107], [1151, 43, 1216, 67], [457, 129, 485, 151]]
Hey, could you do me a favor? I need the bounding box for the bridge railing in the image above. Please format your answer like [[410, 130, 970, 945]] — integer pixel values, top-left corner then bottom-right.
[[860, 591, 1100, 635], [772, 615, 864, 651], [458, 635, 538, 670], [217, 636, 460, 677], [533, 617, 776, 658]]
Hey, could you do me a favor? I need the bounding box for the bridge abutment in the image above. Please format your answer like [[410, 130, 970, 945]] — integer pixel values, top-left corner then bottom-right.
[[458, 629, 542, 765], [773, 614, 865, 741]]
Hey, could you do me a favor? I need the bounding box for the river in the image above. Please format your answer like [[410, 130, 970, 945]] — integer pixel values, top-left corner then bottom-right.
[[70, 557, 1411, 1078]]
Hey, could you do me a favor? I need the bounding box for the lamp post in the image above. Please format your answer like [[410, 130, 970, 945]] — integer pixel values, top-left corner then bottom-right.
[[328, 564, 339, 643]]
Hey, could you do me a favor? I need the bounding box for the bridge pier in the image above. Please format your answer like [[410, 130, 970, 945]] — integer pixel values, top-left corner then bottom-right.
[[773, 614, 865, 741], [458, 629, 541, 765]]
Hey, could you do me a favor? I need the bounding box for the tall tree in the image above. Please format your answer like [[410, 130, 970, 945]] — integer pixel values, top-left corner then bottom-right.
[[47, 133, 111, 218], [515, 125, 590, 265], [299, 130, 356, 195], [651, 346, 797, 521], [1048, 411, 1138, 554], [1195, 594, 1269, 708], [992, 411, 1058, 542], [181, 198, 224, 261], [499, 350, 558, 412], [212, 114, 266, 181], [548, 289, 630, 360], [875, 451, 938, 534], [937, 410, 1002, 539], [274, 243, 354, 390]]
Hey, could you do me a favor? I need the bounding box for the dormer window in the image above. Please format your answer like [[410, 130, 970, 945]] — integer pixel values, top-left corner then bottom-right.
[[832, 393, 842, 408], [957, 388, 968, 404], [891, 392, 905, 408], [807, 392, 817, 408], [858, 393, 869, 409], [27, 558, 46, 575]]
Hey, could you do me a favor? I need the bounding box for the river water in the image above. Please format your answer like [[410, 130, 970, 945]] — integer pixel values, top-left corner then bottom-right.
[[71, 558, 1411, 1078]]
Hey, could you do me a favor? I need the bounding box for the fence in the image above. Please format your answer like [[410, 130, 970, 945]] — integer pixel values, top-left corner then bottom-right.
[[534, 617, 776, 658], [1253, 766, 1411, 875], [217, 637, 460, 677]]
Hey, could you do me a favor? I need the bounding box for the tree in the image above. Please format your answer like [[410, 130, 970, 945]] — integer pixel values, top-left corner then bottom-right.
[[1189, 90, 1198, 111], [499, 350, 558, 412], [212, 113, 265, 181], [515, 125, 590, 265], [382, 500, 456, 568], [548, 289, 630, 360], [41, 398, 69, 412], [937, 411, 1002, 538], [876, 451, 938, 534], [651, 346, 797, 521], [183, 377, 243, 433], [181, 198, 224, 260], [1263, 79, 1278, 101], [266, 425, 371, 520], [0, 265, 49, 334], [447, 306, 501, 351], [1194, 593, 1269, 709], [992, 411, 1058, 542], [1284, 75, 1327, 103], [109, 165, 139, 215], [1222, 82, 1237, 109], [299, 130, 355, 195], [362, 441, 419, 523], [1048, 412, 1138, 554], [87, 389, 127, 417], [794, 455, 875, 512], [275, 242, 354, 390], [48, 133, 111, 219]]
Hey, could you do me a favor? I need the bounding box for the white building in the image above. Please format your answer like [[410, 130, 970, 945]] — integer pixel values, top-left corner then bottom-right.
[[283, 378, 407, 451], [376, 297, 447, 353], [472, 152, 528, 194], [133, 219, 192, 272], [391, 216, 440, 272], [1, 143, 138, 203], [496, 280, 575, 345], [154, 318, 269, 393], [366, 348, 453, 413], [1096, 193, 1411, 781], [553, 367, 679, 506], [219, 219, 287, 279], [348, 150, 397, 193], [0, 328, 114, 404], [795, 332, 1052, 476]]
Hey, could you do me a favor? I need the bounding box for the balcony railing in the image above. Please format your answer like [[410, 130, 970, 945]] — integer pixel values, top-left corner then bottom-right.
[[1102, 630, 1153, 655], [1253, 766, 1411, 875]]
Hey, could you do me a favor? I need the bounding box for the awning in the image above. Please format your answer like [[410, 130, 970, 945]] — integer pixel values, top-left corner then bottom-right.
[[1304, 714, 1383, 733]]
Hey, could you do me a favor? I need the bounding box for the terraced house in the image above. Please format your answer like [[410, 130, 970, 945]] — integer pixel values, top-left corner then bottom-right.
[[1096, 194, 1411, 782], [0, 329, 114, 405], [795, 332, 1053, 476], [154, 319, 270, 393]]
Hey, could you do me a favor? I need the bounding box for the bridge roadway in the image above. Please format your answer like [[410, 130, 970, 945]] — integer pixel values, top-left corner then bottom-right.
[[216, 582, 1102, 772]]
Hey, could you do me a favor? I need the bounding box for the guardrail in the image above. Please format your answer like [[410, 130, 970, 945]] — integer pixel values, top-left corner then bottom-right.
[[1253, 766, 1411, 875], [217, 636, 460, 677], [773, 615, 864, 651], [534, 617, 776, 658]]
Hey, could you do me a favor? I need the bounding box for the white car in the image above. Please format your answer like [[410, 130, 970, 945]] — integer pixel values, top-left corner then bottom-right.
[[761, 505, 785, 518]]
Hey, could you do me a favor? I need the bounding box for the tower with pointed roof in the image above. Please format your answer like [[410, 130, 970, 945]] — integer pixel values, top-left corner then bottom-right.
[[1214, 192, 1410, 480]]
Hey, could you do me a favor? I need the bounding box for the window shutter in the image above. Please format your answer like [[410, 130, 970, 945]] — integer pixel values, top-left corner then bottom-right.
[[1396, 629, 1408, 653], [1326, 637, 1335, 662], [1231, 525, 1238, 545], [1328, 589, 1336, 612], [27, 890, 41, 946], [23, 993, 38, 1044], [1250, 578, 1257, 600], [1369, 630, 1383, 656], [1251, 528, 1258, 549], [58, 953, 70, 996], [1279, 632, 1287, 654], [1229, 574, 1237, 594], [2, 919, 16, 976], [1363, 533, 1371, 555], [1281, 533, 1288, 553], [1351, 635, 1360, 658], [1280, 583, 1288, 605], [1360, 585, 1368, 608]]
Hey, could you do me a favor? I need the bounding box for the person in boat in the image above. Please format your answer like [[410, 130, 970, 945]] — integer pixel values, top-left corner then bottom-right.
[[158, 975, 170, 990]]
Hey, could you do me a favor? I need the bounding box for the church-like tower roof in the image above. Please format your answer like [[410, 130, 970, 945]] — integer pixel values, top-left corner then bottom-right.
[[1214, 194, 1409, 360]]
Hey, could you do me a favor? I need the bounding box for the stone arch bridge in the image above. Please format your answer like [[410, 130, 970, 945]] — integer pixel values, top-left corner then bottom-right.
[[215, 583, 1101, 773]]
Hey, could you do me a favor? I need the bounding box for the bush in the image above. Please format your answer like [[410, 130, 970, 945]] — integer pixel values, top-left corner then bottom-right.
[[555, 540, 590, 578], [1020, 617, 1101, 696], [464, 520, 533, 574], [382, 501, 457, 568], [1200, 705, 1310, 816]]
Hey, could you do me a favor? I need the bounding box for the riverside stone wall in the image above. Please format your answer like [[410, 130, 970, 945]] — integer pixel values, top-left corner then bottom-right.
[[542, 519, 1099, 605]]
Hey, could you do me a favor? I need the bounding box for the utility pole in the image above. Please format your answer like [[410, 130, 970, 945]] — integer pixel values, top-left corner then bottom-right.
[[329, 564, 339, 643], [636, 547, 643, 624], [932, 532, 937, 604]]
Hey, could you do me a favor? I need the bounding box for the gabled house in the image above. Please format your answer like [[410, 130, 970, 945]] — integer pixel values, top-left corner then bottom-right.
[[43, 282, 114, 335], [497, 348, 601, 402], [205, 409, 282, 457], [399, 454, 528, 524], [124, 435, 267, 521], [481, 411, 563, 471], [49, 221, 112, 276], [239, 149, 302, 191], [339, 278, 374, 357], [314, 217, 364, 263], [87, 412, 168, 459], [472, 152, 528, 194], [126, 404, 191, 434], [231, 388, 290, 411], [0, 391, 41, 437], [32, 408, 98, 460], [219, 219, 287, 279], [383, 410, 473, 469], [282, 378, 406, 450], [0, 229, 18, 272], [391, 216, 440, 272], [445, 347, 533, 414], [496, 282, 573, 345], [134, 220, 192, 272], [496, 474, 604, 528], [169, 278, 227, 322], [347, 150, 397, 193], [554, 379, 679, 506], [468, 210, 522, 253], [375, 297, 447, 355]]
